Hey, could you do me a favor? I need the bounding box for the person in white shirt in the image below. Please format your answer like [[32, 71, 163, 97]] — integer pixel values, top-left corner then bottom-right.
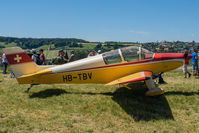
[[2, 53, 8, 74]]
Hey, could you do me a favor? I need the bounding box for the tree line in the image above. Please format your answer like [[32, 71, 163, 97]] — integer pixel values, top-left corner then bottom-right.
[[0, 36, 88, 49]]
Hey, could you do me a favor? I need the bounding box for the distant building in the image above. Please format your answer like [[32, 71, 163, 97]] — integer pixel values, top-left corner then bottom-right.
[[164, 48, 169, 51], [156, 48, 160, 51]]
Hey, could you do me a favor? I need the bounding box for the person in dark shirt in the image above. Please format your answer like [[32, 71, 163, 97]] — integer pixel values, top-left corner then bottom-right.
[[183, 50, 191, 78], [69, 50, 75, 62], [59, 50, 68, 63], [31, 49, 41, 65], [52, 50, 69, 64], [39, 49, 46, 65]]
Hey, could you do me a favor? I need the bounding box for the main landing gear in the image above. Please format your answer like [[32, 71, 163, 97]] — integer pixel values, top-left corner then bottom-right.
[[24, 84, 38, 93], [121, 78, 164, 96], [145, 78, 164, 96]]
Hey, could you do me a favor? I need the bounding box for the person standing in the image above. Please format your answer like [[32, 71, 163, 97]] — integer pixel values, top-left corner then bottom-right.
[[59, 50, 68, 63], [97, 50, 102, 54], [39, 49, 46, 65], [87, 51, 95, 57], [191, 50, 198, 76], [2, 53, 8, 74], [69, 50, 75, 62], [0, 54, 2, 66], [183, 50, 191, 78], [31, 49, 40, 65]]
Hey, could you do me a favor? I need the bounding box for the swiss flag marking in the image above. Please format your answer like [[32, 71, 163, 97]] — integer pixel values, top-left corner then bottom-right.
[[14, 55, 22, 63], [6, 52, 33, 65]]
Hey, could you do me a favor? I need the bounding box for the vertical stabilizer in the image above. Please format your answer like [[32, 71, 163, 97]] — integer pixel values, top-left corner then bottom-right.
[[3, 47, 42, 77]]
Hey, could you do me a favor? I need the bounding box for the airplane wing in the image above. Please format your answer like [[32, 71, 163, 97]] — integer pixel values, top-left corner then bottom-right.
[[106, 71, 152, 85]]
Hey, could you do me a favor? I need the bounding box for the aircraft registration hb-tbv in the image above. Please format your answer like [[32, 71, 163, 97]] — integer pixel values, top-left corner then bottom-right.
[[3, 46, 185, 96]]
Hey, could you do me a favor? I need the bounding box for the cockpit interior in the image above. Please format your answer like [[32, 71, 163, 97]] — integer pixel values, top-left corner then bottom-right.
[[102, 46, 154, 65]]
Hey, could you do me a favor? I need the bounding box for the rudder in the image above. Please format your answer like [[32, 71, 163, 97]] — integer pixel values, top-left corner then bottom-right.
[[3, 47, 43, 77]]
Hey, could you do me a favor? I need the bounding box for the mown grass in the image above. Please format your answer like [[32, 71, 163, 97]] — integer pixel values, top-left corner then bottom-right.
[[0, 70, 198, 133]]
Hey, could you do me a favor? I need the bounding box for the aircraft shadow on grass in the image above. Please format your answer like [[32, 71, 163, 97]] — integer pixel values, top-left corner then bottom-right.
[[165, 91, 199, 96], [29, 82, 177, 121], [29, 89, 67, 98], [111, 83, 174, 121]]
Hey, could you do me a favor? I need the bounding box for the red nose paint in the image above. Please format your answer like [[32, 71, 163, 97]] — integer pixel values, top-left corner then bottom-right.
[[154, 53, 185, 61]]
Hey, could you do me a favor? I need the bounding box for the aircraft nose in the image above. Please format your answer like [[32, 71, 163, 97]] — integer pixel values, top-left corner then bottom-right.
[[154, 53, 185, 61]]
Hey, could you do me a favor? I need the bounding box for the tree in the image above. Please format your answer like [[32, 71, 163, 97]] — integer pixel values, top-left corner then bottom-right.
[[54, 42, 66, 47], [113, 43, 119, 49], [105, 43, 111, 48], [79, 43, 83, 48], [74, 50, 88, 60], [94, 43, 102, 50]]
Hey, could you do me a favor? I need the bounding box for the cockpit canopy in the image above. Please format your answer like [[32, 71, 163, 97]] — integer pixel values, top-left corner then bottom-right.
[[102, 46, 154, 65]]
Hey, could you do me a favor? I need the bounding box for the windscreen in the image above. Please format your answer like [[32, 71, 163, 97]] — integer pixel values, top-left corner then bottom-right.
[[102, 50, 122, 65], [141, 48, 154, 59], [102, 46, 154, 65], [120, 46, 140, 62]]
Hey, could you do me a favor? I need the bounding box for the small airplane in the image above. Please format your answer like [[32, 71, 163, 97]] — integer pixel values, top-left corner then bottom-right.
[[3, 46, 185, 96]]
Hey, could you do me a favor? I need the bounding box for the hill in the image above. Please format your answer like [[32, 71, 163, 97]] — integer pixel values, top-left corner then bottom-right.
[[0, 36, 88, 49]]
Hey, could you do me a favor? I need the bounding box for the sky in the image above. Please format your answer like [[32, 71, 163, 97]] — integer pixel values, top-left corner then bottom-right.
[[0, 0, 199, 42]]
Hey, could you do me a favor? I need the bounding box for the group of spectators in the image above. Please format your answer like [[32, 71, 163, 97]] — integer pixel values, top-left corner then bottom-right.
[[52, 50, 75, 64], [31, 49, 46, 65], [52, 49, 101, 64], [31, 49, 77, 65], [57, 49, 76, 63], [32, 49, 102, 65]]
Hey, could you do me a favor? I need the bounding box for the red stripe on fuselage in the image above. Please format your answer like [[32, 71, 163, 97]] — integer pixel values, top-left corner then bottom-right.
[[6, 52, 33, 65]]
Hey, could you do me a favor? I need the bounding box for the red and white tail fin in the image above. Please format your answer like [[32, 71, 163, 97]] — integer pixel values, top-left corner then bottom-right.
[[3, 47, 43, 77]]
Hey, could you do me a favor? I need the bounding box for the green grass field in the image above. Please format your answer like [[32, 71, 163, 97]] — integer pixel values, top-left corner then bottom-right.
[[0, 70, 199, 133]]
